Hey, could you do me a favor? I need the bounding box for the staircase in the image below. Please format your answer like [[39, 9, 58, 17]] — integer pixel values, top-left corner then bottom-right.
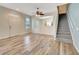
[[56, 14, 72, 43]]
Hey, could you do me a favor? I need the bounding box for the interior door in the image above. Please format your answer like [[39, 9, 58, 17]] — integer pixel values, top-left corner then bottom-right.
[[9, 15, 21, 37], [32, 18, 41, 33]]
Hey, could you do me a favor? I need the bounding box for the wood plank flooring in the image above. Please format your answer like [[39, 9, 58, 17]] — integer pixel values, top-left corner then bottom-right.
[[0, 34, 78, 55]]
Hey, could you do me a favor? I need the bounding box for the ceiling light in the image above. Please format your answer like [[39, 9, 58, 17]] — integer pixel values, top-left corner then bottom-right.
[[15, 8, 20, 11]]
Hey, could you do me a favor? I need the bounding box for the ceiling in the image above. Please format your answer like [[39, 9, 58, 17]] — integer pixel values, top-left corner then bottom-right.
[[0, 3, 64, 16]]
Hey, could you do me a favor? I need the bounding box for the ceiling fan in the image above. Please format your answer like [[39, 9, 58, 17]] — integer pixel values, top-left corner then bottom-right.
[[33, 8, 53, 19], [36, 8, 44, 16]]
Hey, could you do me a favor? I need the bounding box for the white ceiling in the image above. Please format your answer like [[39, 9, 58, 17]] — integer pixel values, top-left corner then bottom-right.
[[0, 3, 64, 16]]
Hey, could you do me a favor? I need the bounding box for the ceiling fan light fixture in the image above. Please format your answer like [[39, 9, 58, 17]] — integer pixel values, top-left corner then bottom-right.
[[36, 11, 40, 15], [36, 8, 44, 16], [40, 12, 44, 15]]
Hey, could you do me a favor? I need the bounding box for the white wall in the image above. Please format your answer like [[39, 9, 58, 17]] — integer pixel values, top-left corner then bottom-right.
[[8, 14, 26, 36], [67, 4, 79, 53], [0, 6, 28, 39], [0, 8, 9, 39], [32, 9, 58, 38]]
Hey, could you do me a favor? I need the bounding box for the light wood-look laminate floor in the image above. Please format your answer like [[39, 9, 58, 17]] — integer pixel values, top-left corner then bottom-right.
[[0, 34, 78, 55]]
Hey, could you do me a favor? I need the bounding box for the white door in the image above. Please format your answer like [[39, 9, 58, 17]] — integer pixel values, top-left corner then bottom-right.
[[32, 19, 41, 33], [8, 15, 21, 37]]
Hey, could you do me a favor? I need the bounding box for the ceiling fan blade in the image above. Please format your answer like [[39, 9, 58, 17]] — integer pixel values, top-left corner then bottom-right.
[[43, 12, 55, 16]]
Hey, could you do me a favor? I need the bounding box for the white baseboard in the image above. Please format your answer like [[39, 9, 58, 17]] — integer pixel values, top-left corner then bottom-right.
[[0, 36, 10, 40], [73, 42, 79, 53], [0, 32, 26, 40], [72, 34, 79, 53]]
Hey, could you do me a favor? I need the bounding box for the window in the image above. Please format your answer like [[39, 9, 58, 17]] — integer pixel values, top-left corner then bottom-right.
[[25, 17, 31, 29]]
